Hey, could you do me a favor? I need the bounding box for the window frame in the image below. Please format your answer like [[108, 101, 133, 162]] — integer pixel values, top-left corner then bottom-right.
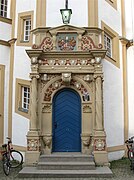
[[17, 11, 34, 46], [0, 0, 8, 18], [101, 21, 120, 68], [15, 78, 31, 119], [23, 18, 31, 42], [104, 32, 112, 58], [105, 0, 117, 10], [22, 86, 30, 112]]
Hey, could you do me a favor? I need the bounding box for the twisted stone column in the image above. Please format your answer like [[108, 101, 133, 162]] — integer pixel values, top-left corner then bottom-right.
[[95, 75, 103, 131]]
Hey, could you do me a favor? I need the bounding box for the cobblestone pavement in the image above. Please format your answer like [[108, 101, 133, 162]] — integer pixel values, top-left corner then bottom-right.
[[0, 158, 134, 180]]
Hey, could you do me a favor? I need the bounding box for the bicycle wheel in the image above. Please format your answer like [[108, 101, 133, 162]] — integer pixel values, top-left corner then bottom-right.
[[2, 154, 10, 176], [10, 150, 23, 168]]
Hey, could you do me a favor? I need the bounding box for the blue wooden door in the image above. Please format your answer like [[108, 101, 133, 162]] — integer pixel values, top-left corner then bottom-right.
[[52, 88, 81, 152]]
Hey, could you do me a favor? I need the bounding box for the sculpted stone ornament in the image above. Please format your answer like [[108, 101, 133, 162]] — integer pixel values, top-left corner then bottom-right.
[[84, 74, 93, 82], [29, 73, 40, 79], [42, 105, 51, 113], [43, 135, 52, 151], [83, 105, 92, 113], [32, 37, 53, 51], [27, 139, 40, 151], [62, 73, 71, 85], [94, 139, 105, 151], [31, 57, 38, 64], [95, 57, 101, 64], [41, 74, 49, 81], [81, 35, 103, 51], [81, 134, 93, 154]]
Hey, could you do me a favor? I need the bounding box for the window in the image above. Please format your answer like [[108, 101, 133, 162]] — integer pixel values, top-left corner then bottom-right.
[[0, 0, 8, 17], [17, 11, 33, 46], [22, 86, 30, 111], [15, 79, 30, 119], [24, 18, 31, 42], [104, 33, 112, 58], [101, 21, 120, 68]]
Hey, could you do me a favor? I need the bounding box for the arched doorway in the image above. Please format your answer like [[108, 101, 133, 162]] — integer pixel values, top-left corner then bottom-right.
[[52, 88, 81, 152]]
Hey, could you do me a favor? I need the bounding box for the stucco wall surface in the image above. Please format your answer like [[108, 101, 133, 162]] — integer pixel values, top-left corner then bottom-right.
[[127, 46, 134, 138], [0, 45, 10, 142], [46, 0, 88, 27], [0, 22, 11, 41], [12, 0, 36, 146], [103, 59, 124, 148], [15, 0, 36, 38], [98, 0, 121, 35]]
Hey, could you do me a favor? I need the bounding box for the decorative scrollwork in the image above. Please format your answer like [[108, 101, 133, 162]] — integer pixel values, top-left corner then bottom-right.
[[32, 37, 53, 51], [83, 105, 92, 113], [81, 35, 103, 51]]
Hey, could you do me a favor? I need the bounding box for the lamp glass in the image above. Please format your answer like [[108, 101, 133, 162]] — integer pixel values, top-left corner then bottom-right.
[[60, 9, 72, 24]]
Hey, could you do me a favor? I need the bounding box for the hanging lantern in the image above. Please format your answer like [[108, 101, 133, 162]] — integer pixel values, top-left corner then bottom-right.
[[60, 0, 72, 24]]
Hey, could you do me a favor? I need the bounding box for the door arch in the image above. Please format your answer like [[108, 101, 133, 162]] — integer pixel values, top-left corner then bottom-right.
[[52, 88, 81, 152]]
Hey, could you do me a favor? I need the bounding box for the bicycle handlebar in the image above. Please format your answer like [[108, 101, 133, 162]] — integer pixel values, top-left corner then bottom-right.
[[125, 136, 134, 144]]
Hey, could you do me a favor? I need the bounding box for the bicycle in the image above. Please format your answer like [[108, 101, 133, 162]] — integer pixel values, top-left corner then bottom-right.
[[125, 136, 134, 172], [1, 137, 23, 176]]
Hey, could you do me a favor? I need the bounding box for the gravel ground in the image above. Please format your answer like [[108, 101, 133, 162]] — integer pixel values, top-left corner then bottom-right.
[[0, 158, 134, 180]]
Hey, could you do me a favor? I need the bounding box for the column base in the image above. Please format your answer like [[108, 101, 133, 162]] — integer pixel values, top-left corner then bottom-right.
[[25, 151, 40, 166], [93, 130, 109, 166], [94, 151, 109, 166], [25, 130, 40, 166]]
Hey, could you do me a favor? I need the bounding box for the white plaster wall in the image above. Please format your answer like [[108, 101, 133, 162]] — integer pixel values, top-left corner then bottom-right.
[[46, 0, 88, 27], [0, 45, 10, 142], [103, 57, 124, 148], [7, 0, 11, 18], [0, 22, 11, 41], [12, 0, 36, 146], [127, 46, 134, 138], [98, 0, 121, 35], [108, 151, 124, 161], [98, 0, 124, 149], [125, 0, 134, 40], [15, 0, 36, 38]]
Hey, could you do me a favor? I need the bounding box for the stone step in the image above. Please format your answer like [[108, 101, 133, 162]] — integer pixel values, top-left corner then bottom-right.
[[39, 153, 94, 162], [37, 161, 96, 170], [18, 166, 113, 178]]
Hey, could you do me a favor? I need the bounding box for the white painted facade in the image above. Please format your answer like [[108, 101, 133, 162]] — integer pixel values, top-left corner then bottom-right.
[[0, 45, 10, 141], [0, 0, 134, 162]]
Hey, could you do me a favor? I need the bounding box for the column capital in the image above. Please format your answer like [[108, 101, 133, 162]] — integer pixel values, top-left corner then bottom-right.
[[8, 38, 17, 45], [30, 73, 40, 79], [93, 74, 103, 80]]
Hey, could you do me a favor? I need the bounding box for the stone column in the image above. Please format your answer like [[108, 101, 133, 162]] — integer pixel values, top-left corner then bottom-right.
[[93, 74, 109, 166], [95, 75, 103, 131], [25, 67, 41, 165], [30, 75, 39, 131]]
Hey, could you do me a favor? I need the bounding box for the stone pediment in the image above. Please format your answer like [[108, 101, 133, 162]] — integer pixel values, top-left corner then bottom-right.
[[49, 24, 85, 35], [31, 25, 104, 54]]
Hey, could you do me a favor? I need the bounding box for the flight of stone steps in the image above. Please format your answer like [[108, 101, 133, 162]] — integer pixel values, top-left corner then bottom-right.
[[18, 153, 113, 178]]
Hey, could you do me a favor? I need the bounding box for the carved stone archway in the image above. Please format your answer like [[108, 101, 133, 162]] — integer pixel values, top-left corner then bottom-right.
[[25, 24, 108, 166]]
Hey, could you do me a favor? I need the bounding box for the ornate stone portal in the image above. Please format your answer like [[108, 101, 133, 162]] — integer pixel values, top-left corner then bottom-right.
[[25, 25, 108, 166]]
